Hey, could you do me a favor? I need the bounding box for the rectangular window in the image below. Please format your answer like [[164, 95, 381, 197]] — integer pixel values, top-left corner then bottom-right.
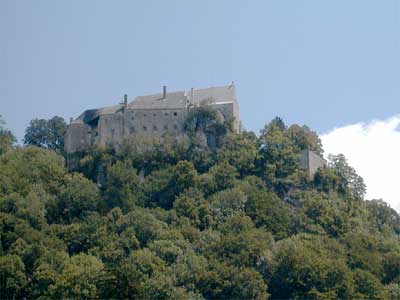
[[153, 126, 158, 131], [174, 112, 177, 116], [143, 126, 147, 131], [164, 125, 168, 130]]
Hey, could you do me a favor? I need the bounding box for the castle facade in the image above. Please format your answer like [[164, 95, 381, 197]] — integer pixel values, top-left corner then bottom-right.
[[65, 84, 240, 153]]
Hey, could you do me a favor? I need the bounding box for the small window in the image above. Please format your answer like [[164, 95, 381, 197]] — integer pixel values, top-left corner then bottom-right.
[[144, 113, 147, 117], [174, 124, 178, 130], [130, 127, 135, 133], [143, 126, 147, 131], [111, 129, 115, 135], [153, 126, 158, 131], [164, 125, 168, 130], [174, 112, 177, 116], [153, 113, 157, 117], [164, 112, 168, 116]]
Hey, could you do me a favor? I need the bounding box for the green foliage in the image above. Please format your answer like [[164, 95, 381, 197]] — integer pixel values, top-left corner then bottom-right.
[[287, 124, 324, 155], [24, 116, 67, 153], [216, 131, 259, 176], [0, 146, 65, 197], [0, 115, 16, 155], [46, 173, 100, 223], [328, 153, 366, 199], [103, 159, 141, 211], [0, 255, 28, 299], [271, 234, 355, 299], [0, 115, 397, 299], [49, 253, 108, 299]]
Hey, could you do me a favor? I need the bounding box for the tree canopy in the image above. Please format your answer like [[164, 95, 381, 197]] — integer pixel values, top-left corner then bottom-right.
[[0, 114, 399, 299], [24, 116, 67, 153]]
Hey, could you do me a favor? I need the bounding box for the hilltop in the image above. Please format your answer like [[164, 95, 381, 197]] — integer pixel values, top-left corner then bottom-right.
[[0, 114, 399, 299]]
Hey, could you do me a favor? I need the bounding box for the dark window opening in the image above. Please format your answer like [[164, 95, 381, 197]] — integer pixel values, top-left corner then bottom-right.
[[174, 112, 177, 116], [164, 125, 168, 130], [143, 126, 147, 131], [153, 126, 158, 131]]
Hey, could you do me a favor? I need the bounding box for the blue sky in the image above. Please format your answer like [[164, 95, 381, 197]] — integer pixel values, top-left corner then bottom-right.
[[1, 0, 400, 209], [1, 0, 399, 140]]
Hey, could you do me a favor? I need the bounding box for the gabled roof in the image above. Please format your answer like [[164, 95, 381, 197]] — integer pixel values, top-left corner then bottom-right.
[[128, 91, 187, 109], [72, 84, 237, 124], [127, 84, 237, 110]]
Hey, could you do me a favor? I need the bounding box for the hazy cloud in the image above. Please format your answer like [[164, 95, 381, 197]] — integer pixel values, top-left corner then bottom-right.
[[321, 115, 400, 212]]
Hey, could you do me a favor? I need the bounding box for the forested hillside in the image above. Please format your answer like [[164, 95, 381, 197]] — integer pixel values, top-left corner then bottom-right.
[[0, 114, 399, 299]]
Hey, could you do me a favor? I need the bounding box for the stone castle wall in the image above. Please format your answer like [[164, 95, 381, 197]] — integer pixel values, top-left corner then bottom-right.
[[65, 101, 239, 153]]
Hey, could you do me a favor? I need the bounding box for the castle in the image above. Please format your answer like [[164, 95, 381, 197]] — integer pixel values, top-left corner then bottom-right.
[[65, 84, 325, 176], [65, 84, 240, 154]]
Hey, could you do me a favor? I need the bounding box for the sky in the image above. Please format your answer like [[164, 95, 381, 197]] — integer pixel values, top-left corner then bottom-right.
[[1, 1, 399, 209]]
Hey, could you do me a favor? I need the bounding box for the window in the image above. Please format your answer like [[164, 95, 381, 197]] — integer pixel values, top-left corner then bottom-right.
[[144, 113, 147, 117], [153, 113, 157, 117], [164, 125, 168, 130], [164, 112, 168, 116], [174, 124, 178, 130], [130, 127, 135, 133], [174, 112, 177, 116], [143, 126, 147, 131], [153, 126, 158, 131]]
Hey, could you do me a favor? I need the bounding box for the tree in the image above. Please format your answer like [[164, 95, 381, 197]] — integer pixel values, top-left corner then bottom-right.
[[270, 234, 355, 299], [200, 260, 269, 300], [24, 116, 67, 153], [204, 161, 239, 194], [46, 173, 100, 223], [0, 255, 28, 299], [328, 154, 366, 199], [259, 118, 300, 194], [241, 178, 291, 239], [0, 146, 65, 197], [216, 131, 259, 176], [0, 115, 16, 155], [287, 124, 324, 156], [49, 253, 108, 299], [103, 159, 142, 211], [353, 269, 387, 299]]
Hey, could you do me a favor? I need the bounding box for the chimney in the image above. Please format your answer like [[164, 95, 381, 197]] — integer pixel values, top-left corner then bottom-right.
[[124, 94, 128, 107], [163, 85, 167, 99]]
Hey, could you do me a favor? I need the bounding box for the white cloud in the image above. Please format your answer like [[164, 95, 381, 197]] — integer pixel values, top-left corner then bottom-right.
[[320, 115, 400, 212]]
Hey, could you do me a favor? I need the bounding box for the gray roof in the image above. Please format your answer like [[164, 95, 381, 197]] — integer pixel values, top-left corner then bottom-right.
[[128, 91, 187, 109], [73, 105, 123, 124], [72, 84, 237, 124], [128, 84, 237, 110]]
